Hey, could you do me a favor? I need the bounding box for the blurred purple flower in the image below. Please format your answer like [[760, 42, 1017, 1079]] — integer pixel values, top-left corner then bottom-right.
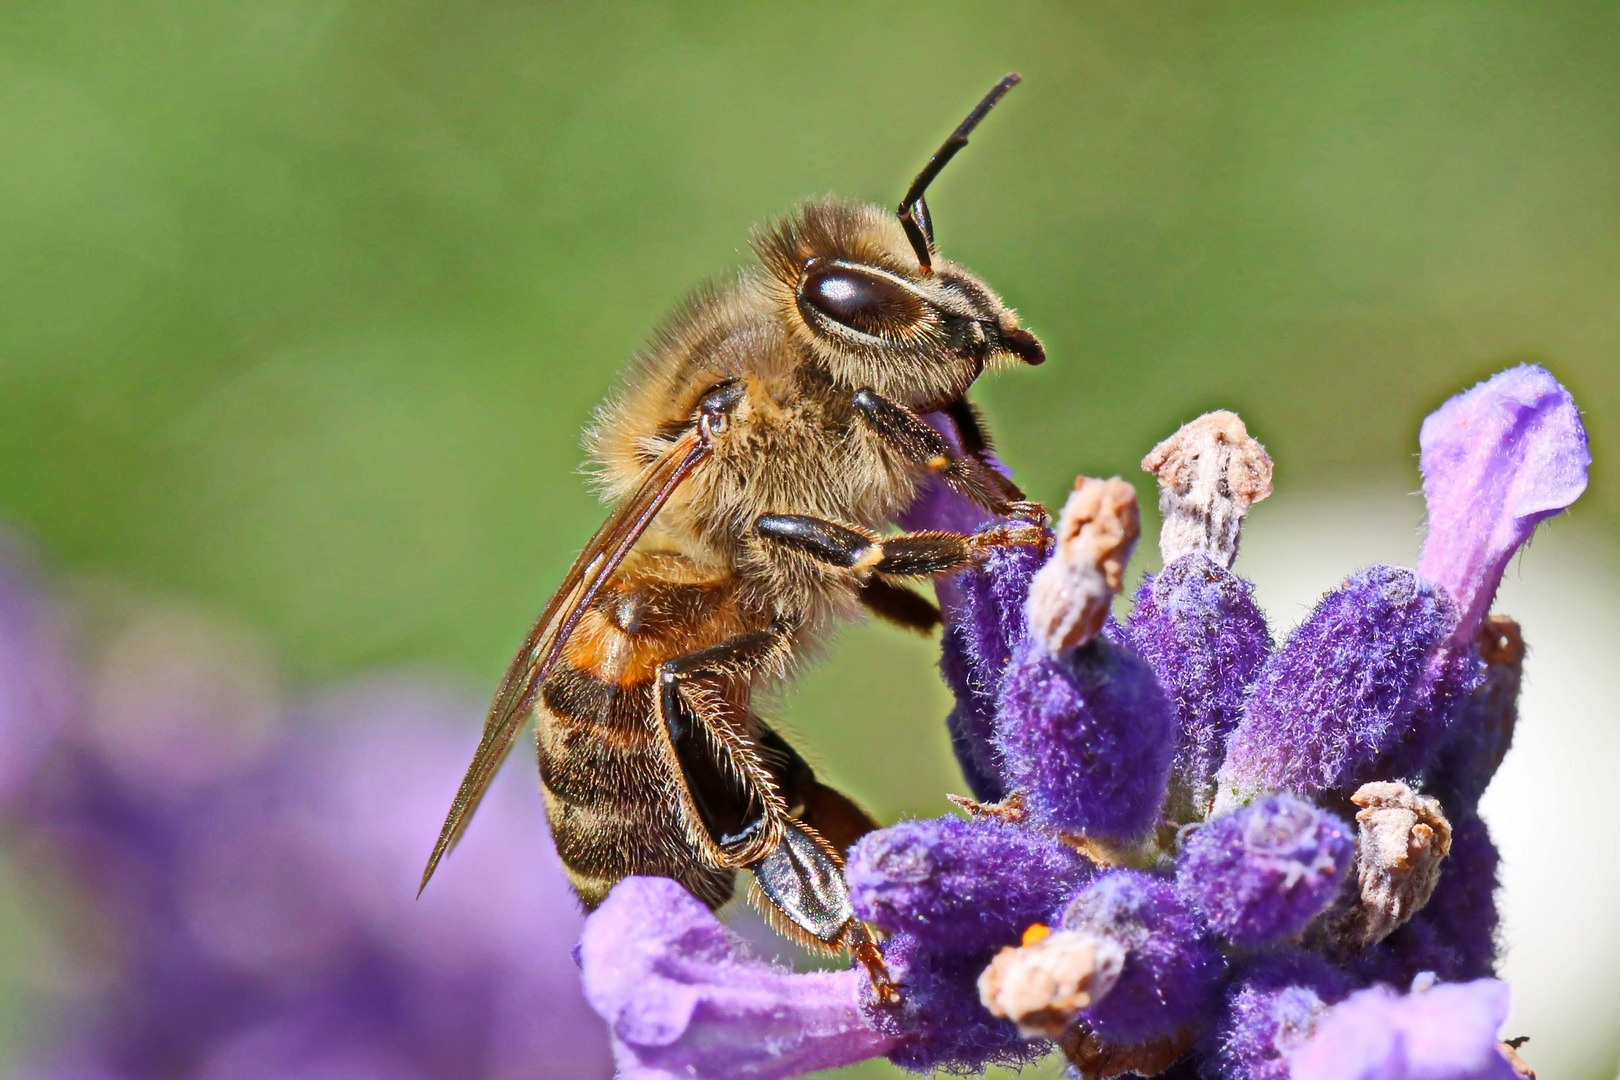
[[0, 535, 75, 803], [579, 876, 891, 1080], [1288, 977, 1518, 1080], [13, 618, 611, 1080]]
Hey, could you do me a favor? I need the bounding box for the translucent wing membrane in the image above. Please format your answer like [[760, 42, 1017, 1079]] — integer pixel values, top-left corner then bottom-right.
[[420, 426, 715, 893]]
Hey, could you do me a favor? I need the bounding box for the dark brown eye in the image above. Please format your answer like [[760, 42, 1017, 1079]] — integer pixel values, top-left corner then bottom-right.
[[798, 263, 927, 337]]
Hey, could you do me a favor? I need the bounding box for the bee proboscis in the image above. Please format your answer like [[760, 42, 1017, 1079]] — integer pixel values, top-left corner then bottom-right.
[[422, 74, 1048, 996]]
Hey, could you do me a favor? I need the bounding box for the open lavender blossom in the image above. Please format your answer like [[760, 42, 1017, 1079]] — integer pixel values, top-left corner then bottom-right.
[[1288, 977, 1519, 1080], [573, 364, 1585, 1079]]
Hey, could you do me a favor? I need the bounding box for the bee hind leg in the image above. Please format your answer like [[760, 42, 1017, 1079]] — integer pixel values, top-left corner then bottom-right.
[[747, 820, 899, 1002]]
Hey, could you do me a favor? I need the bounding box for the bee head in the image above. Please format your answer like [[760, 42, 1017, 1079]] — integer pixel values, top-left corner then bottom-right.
[[752, 76, 1042, 411]]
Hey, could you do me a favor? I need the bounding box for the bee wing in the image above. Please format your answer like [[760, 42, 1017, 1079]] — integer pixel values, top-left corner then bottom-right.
[[419, 426, 715, 893]]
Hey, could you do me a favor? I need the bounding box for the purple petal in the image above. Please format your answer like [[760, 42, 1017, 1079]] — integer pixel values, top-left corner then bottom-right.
[[579, 876, 891, 1080], [1062, 870, 1226, 1043], [1418, 364, 1589, 640], [1125, 554, 1273, 820], [1289, 978, 1517, 1080], [1218, 566, 1477, 803], [1176, 795, 1353, 947], [847, 816, 1091, 952], [997, 635, 1176, 842], [1209, 950, 1352, 1080]]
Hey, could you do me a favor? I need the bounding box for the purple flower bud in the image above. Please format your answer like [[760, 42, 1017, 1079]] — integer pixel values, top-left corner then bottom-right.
[[1351, 811, 1499, 986], [899, 415, 1044, 802], [1062, 870, 1226, 1043], [847, 816, 1092, 953], [862, 933, 1041, 1074], [1218, 566, 1476, 803], [1126, 554, 1272, 820], [1176, 795, 1353, 947], [1288, 977, 1517, 1080], [1428, 619, 1523, 814], [1209, 950, 1352, 1080], [579, 876, 891, 1080], [1418, 364, 1589, 642], [997, 635, 1176, 843]]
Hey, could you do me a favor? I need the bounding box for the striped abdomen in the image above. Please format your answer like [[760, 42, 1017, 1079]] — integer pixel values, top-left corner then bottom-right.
[[535, 550, 752, 910]]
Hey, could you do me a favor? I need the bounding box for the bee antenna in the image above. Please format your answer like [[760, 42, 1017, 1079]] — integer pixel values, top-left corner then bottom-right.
[[897, 72, 1021, 273]]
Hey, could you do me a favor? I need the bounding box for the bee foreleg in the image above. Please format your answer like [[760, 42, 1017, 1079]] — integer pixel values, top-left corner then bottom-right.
[[754, 514, 1046, 578], [852, 387, 1035, 517]]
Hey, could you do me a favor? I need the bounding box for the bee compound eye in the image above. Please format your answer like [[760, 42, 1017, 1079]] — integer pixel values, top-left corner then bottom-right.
[[798, 263, 927, 338]]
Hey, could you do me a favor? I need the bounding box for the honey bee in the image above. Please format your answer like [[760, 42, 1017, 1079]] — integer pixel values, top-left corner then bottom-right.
[[421, 74, 1047, 993]]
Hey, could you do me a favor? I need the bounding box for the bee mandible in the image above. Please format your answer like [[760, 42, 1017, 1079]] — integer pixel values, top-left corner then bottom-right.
[[421, 74, 1047, 996]]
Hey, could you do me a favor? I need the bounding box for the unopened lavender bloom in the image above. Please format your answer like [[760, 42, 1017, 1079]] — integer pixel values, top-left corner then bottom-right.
[[1288, 977, 1517, 1080], [1428, 618, 1523, 814], [1176, 795, 1352, 947], [1351, 811, 1499, 986], [1127, 555, 1272, 821], [901, 415, 1041, 802], [580, 876, 890, 1080], [1062, 870, 1225, 1043], [864, 932, 1041, 1074], [998, 635, 1175, 843], [936, 534, 1048, 802], [1418, 364, 1590, 641], [0, 536, 75, 803], [1218, 565, 1472, 803], [21, 665, 612, 1080], [847, 816, 1090, 952], [1209, 950, 1351, 1080]]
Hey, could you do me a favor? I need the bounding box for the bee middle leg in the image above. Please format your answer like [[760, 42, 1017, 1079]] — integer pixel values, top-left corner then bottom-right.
[[659, 633, 896, 996]]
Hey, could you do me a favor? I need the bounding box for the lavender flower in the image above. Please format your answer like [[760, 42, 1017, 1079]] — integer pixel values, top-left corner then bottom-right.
[[568, 364, 1587, 1080], [867, 932, 1041, 1074], [998, 634, 1176, 844], [996, 478, 1176, 845], [1176, 795, 1353, 947], [1288, 977, 1518, 1080]]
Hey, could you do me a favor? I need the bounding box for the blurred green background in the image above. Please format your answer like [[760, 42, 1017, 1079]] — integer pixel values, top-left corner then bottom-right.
[[0, 1, 1615, 1076]]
